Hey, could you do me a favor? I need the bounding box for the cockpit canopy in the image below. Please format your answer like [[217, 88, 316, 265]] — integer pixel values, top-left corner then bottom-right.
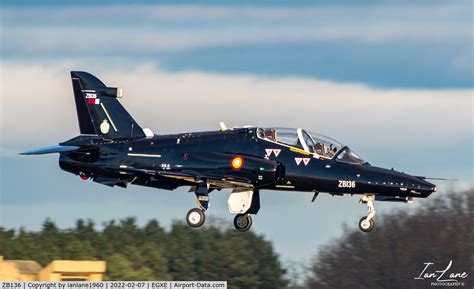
[[257, 127, 365, 164]]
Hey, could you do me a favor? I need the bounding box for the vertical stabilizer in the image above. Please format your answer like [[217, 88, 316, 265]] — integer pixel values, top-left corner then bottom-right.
[[70, 71, 146, 139]]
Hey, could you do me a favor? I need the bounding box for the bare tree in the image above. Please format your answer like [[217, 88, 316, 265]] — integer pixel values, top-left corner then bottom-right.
[[305, 189, 474, 289]]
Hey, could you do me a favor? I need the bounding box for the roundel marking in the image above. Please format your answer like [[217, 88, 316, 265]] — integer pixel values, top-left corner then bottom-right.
[[231, 156, 244, 171]]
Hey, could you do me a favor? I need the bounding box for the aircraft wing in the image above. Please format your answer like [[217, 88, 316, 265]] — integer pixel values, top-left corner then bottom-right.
[[159, 152, 283, 189], [111, 152, 283, 189], [157, 170, 254, 189], [97, 166, 256, 189]]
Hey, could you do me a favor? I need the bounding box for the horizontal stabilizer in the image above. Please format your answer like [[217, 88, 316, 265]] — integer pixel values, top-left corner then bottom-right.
[[19, 145, 80, 155]]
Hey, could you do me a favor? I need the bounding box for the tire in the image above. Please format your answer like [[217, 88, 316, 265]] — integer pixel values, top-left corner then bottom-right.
[[233, 214, 253, 232], [186, 208, 205, 228], [359, 216, 374, 233]]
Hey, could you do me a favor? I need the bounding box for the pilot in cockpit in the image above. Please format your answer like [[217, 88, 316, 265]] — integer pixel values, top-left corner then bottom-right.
[[327, 144, 337, 158], [314, 143, 324, 155], [264, 128, 276, 141]]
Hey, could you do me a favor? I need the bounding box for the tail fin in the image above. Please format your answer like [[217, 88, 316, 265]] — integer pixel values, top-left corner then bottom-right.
[[71, 71, 146, 139]]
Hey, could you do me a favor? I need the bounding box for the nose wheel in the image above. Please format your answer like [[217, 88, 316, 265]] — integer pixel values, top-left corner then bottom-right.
[[233, 214, 253, 232], [186, 208, 206, 228], [359, 195, 376, 233], [359, 216, 374, 232]]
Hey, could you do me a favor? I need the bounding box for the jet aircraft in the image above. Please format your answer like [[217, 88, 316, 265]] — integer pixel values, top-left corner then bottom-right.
[[21, 71, 437, 232]]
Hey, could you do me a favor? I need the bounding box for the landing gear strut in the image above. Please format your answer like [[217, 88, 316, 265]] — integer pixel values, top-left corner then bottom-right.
[[359, 195, 376, 232]]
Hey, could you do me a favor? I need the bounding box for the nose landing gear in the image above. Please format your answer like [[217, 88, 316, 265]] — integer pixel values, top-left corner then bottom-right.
[[359, 195, 376, 232]]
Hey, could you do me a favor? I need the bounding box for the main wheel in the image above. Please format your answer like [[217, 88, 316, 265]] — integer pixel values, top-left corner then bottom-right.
[[359, 216, 374, 233], [233, 214, 253, 232], [186, 208, 205, 228]]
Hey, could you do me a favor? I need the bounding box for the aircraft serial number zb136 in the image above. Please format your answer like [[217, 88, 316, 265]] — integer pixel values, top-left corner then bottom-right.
[[22, 72, 438, 233]]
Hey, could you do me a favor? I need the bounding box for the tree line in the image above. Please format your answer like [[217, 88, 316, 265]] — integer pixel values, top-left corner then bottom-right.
[[0, 217, 287, 288], [1, 188, 472, 289]]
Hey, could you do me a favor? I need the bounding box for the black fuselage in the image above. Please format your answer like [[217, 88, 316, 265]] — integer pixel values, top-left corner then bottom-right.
[[21, 71, 437, 233], [59, 127, 435, 199]]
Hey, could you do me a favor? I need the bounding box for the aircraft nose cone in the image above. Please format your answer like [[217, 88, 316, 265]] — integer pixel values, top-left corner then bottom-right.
[[410, 178, 436, 196]]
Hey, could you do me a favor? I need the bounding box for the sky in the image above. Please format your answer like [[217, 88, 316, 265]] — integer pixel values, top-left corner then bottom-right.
[[0, 0, 473, 267]]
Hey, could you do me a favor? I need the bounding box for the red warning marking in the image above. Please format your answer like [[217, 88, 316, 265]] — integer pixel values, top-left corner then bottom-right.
[[265, 149, 273, 156], [273, 149, 281, 157], [303, 158, 310, 166], [295, 157, 302, 165]]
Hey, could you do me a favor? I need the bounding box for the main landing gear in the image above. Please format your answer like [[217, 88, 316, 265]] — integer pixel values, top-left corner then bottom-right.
[[228, 189, 260, 232], [185, 185, 210, 228], [185, 186, 260, 232], [233, 214, 253, 232], [359, 195, 376, 233], [186, 208, 205, 228]]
